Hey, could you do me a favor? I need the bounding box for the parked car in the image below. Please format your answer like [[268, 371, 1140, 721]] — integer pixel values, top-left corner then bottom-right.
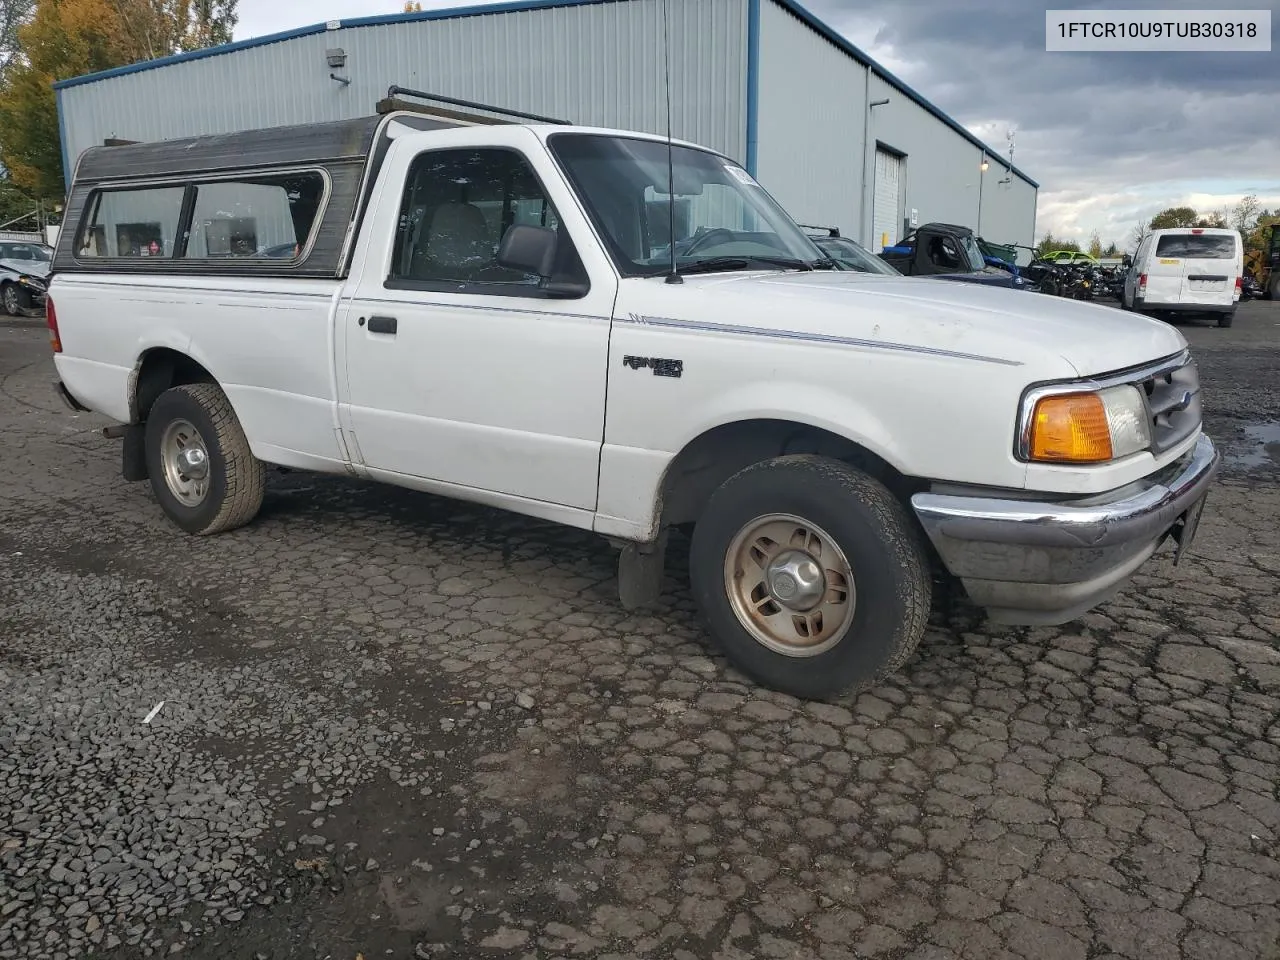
[[47, 93, 1219, 699], [0, 240, 52, 315], [1039, 250, 1099, 267], [799, 226, 901, 275], [1122, 227, 1243, 327], [879, 222, 1034, 290]]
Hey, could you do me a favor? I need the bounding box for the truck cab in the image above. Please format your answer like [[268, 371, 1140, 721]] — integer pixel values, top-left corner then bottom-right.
[[879, 222, 1030, 290]]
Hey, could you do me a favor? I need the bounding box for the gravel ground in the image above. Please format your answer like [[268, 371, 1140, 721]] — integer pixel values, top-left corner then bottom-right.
[[1, 303, 1278, 960]]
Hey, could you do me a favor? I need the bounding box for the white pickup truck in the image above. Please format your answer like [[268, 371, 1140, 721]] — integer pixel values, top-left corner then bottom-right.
[[48, 93, 1218, 698]]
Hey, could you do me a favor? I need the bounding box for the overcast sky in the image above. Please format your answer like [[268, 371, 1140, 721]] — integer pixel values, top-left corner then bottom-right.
[[234, 0, 1279, 249]]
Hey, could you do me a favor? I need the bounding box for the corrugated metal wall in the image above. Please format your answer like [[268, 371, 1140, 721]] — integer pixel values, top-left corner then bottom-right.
[[59, 0, 748, 178], [754, 0, 868, 236], [755, 0, 1036, 250], [976, 167, 1038, 253]]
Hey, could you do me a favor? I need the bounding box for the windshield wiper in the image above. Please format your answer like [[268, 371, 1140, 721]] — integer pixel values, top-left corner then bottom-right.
[[674, 255, 818, 275]]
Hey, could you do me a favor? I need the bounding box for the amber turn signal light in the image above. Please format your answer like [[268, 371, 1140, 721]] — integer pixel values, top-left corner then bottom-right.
[[1029, 393, 1113, 463]]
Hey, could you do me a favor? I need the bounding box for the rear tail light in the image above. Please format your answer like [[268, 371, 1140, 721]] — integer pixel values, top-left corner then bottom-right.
[[46, 296, 61, 353], [1138, 273, 1147, 296], [1191, 228, 1204, 235], [1235, 276, 1243, 300]]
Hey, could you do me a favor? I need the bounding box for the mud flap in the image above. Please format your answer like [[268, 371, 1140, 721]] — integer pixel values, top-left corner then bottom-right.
[[122, 424, 148, 482], [618, 529, 669, 610]]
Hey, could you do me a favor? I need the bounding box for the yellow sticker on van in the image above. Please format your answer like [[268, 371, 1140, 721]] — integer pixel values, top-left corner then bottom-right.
[[1158, 258, 1179, 264]]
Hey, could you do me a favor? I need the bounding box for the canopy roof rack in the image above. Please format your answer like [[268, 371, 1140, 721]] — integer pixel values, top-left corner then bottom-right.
[[376, 85, 571, 126]]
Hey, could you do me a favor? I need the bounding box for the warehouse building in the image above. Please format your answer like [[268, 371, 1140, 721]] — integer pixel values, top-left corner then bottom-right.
[[54, 0, 1039, 251]]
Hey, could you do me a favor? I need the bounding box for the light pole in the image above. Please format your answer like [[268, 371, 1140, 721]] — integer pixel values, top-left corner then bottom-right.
[[977, 153, 989, 236]]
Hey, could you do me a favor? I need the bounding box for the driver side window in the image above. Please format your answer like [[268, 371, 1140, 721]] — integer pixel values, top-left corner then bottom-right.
[[928, 236, 961, 269], [388, 147, 587, 297]]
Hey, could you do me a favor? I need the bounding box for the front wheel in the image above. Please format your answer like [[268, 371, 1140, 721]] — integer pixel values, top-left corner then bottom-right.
[[144, 382, 267, 535], [689, 455, 932, 699], [0, 283, 23, 316]]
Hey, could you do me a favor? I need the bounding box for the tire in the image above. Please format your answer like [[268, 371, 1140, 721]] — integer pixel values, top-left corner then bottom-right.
[[144, 382, 266, 535], [0, 283, 20, 316], [1217, 310, 1234, 329], [688, 455, 931, 699]]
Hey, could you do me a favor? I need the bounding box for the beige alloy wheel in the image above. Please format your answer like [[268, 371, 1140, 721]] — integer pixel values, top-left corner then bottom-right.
[[723, 513, 857, 657], [159, 417, 211, 507]]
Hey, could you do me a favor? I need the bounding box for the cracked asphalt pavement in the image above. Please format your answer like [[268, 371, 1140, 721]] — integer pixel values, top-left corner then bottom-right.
[[2, 302, 1279, 960]]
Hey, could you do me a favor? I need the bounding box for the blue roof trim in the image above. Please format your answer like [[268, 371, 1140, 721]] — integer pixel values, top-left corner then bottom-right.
[[53, 0, 624, 91], [56, 87, 71, 190], [744, 0, 760, 176], [769, 0, 1039, 189]]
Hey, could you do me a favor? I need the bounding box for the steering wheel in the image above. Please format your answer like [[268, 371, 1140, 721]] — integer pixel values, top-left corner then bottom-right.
[[680, 227, 737, 258]]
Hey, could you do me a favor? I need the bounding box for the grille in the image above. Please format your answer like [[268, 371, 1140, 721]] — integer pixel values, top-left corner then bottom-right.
[[1138, 356, 1201, 455]]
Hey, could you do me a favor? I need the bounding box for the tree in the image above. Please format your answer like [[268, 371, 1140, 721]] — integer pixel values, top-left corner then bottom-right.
[[1, 0, 36, 63], [1088, 230, 1102, 259], [1231, 195, 1260, 238], [0, 0, 237, 199], [1102, 241, 1119, 257], [1148, 206, 1200, 230], [0, 172, 40, 225], [1130, 220, 1150, 253], [1035, 232, 1081, 257], [403, 1, 421, 9]]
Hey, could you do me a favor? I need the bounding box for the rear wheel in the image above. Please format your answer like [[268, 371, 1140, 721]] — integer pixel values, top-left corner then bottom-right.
[[144, 382, 266, 535], [689, 455, 931, 699], [1218, 310, 1234, 329]]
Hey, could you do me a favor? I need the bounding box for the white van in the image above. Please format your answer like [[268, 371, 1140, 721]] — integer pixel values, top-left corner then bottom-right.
[[1123, 227, 1243, 327]]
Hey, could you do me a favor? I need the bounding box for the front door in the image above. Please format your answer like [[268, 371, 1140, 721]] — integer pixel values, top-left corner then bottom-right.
[[339, 128, 619, 511]]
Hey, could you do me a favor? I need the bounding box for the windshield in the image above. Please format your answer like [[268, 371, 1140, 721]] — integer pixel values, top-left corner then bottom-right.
[[547, 133, 826, 276], [813, 236, 899, 275], [959, 234, 986, 270], [0, 242, 50, 262]]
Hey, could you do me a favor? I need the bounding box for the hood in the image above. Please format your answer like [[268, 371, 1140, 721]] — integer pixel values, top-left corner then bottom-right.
[[627, 270, 1186, 379], [0, 258, 51, 280]]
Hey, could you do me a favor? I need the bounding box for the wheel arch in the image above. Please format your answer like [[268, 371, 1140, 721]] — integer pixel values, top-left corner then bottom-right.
[[656, 416, 923, 532], [128, 346, 219, 424]]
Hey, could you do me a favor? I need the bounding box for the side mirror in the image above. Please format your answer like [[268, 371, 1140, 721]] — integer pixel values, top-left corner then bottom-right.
[[496, 223, 588, 299], [497, 224, 557, 277]]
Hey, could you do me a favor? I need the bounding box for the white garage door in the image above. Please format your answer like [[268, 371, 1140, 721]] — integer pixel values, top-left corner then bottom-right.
[[872, 149, 904, 252]]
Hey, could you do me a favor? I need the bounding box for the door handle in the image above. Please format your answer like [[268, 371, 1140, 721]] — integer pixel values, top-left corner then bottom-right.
[[367, 315, 397, 335]]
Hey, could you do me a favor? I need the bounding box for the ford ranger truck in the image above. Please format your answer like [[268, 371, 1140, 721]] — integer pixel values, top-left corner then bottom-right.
[[47, 94, 1219, 699]]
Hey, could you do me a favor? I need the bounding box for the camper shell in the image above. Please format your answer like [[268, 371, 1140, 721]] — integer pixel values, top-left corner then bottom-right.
[[54, 94, 530, 280]]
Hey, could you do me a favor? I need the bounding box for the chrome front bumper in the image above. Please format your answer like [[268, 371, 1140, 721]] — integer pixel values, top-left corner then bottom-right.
[[910, 434, 1220, 625]]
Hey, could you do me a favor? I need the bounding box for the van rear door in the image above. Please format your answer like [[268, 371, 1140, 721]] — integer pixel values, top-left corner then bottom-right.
[[1150, 231, 1239, 307]]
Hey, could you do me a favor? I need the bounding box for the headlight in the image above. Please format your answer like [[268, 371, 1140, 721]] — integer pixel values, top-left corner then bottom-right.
[[1022, 384, 1151, 463], [18, 275, 46, 290]]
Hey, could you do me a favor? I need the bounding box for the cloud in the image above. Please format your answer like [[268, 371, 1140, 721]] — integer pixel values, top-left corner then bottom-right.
[[802, 0, 1280, 246]]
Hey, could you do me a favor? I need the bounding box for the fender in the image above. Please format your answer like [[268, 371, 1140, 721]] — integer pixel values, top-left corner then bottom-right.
[[597, 381, 910, 547]]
